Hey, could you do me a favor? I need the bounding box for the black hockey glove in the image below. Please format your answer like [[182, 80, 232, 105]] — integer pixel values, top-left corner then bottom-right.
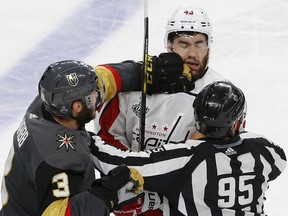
[[89, 164, 130, 211], [89, 164, 144, 212], [146, 52, 195, 95]]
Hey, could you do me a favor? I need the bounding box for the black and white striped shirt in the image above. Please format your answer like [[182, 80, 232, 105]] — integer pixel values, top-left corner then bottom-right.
[[91, 132, 286, 216]]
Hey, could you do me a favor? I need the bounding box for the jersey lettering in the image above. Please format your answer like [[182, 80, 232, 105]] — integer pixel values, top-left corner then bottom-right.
[[147, 146, 166, 153], [16, 118, 28, 147], [146, 55, 153, 85], [132, 116, 190, 150], [147, 192, 156, 210]]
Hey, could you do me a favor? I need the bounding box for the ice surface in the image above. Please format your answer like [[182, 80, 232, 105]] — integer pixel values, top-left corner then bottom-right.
[[0, 0, 287, 214]]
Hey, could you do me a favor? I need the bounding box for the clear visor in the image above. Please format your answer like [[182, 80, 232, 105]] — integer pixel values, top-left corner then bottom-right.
[[173, 33, 209, 49], [84, 79, 102, 110], [85, 90, 101, 110]]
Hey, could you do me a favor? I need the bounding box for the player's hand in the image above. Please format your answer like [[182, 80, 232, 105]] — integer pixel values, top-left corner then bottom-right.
[[127, 168, 144, 194], [89, 164, 131, 211], [89, 165, 144, 211], [146, 52, 195, 95]]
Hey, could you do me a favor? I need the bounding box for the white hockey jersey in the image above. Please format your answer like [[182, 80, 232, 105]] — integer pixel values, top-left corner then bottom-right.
[[95, 67, 227, 151]]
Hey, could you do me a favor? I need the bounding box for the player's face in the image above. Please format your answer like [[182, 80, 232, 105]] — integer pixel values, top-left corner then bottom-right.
[[73, 90, 99, 125], [170, 33, 209, 81], [75, 105, 96, 125], [89, 90, 99, 110], [85, 90, 99, 119]]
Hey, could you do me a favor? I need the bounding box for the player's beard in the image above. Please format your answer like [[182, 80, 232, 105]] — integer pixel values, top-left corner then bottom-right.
[[74, 106, 96, 126], [191, 51, 209, 81]]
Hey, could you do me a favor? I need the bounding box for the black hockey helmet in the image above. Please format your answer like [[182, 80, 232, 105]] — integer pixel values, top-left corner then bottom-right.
[[38, 60, 100, 117], [193, 81, 246, 138]]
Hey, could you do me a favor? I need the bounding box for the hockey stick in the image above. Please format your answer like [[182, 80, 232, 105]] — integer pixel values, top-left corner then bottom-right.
[[139, 0, 149, 151]]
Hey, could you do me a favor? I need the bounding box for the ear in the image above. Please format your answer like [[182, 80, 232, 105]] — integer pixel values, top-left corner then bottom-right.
[[71, 101, 84, 113]]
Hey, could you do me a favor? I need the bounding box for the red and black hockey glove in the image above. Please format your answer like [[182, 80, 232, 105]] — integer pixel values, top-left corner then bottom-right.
[[113, 191, 163, 216]]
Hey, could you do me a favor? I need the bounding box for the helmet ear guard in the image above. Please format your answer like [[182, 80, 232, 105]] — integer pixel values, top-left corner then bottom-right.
[[234, 103, 247, 134]]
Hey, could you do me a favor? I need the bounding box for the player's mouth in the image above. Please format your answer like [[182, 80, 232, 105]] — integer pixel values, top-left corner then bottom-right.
[[185, 61, 200, 72]]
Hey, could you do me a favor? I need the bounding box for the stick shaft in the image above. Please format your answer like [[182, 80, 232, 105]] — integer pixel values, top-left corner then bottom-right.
[[139, 0, 149, 151]]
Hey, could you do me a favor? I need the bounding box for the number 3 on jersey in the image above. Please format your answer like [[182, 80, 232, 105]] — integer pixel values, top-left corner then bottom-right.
[[52, 172, 70, 197]]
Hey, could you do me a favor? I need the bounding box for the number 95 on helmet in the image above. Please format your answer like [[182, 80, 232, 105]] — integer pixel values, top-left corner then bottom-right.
[[38, 60, 101, 117]]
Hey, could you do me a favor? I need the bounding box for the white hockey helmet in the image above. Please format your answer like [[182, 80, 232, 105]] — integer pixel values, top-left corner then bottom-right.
[[165, 7, 213, 51]]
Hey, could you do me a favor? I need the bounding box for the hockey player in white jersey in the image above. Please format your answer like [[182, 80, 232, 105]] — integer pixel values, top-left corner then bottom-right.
[[94, 7, 228, 215], [91, 81, 287, 216]]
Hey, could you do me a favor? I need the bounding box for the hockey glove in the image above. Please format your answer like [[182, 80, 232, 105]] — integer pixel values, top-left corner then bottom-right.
[[89, 164, 129, 211], [113, 195, 144, 215], [113, 191, 163, 216], [89, 165, 144, 211], [146, 52, 195, 95], [128, 168, 144, 194]]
